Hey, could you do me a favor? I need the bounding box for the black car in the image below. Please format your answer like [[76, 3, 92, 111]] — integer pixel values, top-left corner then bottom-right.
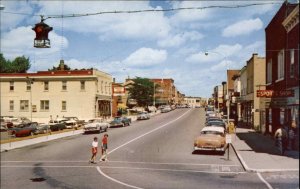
[[110, 117, 131, 127]]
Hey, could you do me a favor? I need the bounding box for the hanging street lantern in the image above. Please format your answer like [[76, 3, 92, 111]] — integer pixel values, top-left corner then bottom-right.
[[32, 16, 53, 48]]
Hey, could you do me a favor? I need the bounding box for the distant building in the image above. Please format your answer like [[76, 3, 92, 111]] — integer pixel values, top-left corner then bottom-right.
[[0, 68, 112, 122], [184, 97, 202, 107]]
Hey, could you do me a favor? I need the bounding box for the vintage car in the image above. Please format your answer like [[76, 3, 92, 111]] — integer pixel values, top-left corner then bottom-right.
[[49, 119, 68, 131], [194, 126, 227, 153], [161, 106, 171, 113], [33, 124, 51, 134], [137, 112, 150, 120], [8, 123, 38, 137], [84, 118, 109, 133], [205, 120, 226, 130], [64, 117, 85, 126], [64, 120, 79, 129], [110, 116, 131, 127]]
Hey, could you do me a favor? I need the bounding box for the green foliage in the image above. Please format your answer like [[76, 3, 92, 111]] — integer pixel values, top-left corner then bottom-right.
[[127, 77, 155, 107], [0, 54, 31, 73]]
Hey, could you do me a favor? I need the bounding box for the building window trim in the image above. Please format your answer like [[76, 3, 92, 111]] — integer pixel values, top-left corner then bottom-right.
[[44, 81, 49, 91], [62, 101, 67, 111], [20, 100, 29, 111], [9, 81, 14, 91], [275, 77, 284, 83], [9, 100, 14, 111], [40, 100, 50, 111], [277, 49, 285, 80], [62, 81, 67, 91], [80, 81, 85, 91]]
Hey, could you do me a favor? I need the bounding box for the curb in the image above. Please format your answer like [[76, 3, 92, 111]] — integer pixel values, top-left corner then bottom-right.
[[1, 129, 84, 152], [230, 143, 249, 172]]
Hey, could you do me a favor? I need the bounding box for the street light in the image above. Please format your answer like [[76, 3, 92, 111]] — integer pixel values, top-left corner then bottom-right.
[[26, 77, 34, 121]]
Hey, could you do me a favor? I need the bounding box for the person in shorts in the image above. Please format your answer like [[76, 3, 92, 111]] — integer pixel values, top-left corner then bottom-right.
[[100, 134, 108, 161], [90, 137, 98, 164]]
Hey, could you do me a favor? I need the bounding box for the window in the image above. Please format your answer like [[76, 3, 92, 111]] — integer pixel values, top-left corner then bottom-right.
[[40, 100, 49, 111], [62, 81, 67, 91], [267, 59, 272, 84], [9, 81, 14, 91], [9, 100, 14, 111], [277, 50, 284, 80], [290, 49, 294, 78], [44, 81, 49, 91], [26, 81, 31, 91], [80, 81, 85, 90], [20, 100, 29, 111], [62, 101, 66, 111]]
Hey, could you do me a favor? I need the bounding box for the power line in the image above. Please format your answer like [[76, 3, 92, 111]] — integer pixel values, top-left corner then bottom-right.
[[2, 2, 283, 20]]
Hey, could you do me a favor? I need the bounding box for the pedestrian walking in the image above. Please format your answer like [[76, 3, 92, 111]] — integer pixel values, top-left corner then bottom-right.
[[90, 137, 98, 164], [274, 125, 288, 155], [100, 134, 109, 161], [288, 127, 295, 150]]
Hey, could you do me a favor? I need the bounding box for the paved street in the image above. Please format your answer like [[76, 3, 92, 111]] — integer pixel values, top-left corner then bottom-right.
[[1, 108, 298, 189]]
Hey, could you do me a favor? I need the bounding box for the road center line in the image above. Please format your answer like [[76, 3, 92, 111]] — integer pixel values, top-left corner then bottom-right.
[[108, 109, 192, 155], [257, 172, 273, 189]]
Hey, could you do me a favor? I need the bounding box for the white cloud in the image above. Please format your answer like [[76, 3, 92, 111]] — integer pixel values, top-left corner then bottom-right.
[[158, 31, 203, 48], [222, 18, 263, 37], [185, 44, 242, 63], [1, 26, 68, 60], [34, 1, 171, 40], [170, 1, 212, 23], [123, 48, 167, 67]]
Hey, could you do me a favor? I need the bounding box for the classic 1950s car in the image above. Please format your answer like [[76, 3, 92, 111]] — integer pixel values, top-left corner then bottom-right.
[[194, 126, 227, 153]]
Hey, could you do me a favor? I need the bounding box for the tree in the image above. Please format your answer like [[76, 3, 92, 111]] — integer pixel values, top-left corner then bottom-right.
[[48, 63, 71, 71], [0, 54, 31, 73], [127, 77, 154, 107]]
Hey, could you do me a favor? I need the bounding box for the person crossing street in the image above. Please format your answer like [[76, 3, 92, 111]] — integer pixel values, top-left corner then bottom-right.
[[100, 134, 109, 161]]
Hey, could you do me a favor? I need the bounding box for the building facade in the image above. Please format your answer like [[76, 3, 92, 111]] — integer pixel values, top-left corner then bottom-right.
[[0, 69, 112, 122], [265, 3, 299, 139]]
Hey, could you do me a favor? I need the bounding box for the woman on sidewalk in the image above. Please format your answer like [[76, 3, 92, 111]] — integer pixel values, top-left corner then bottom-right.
[[274, 125, 288, 155]]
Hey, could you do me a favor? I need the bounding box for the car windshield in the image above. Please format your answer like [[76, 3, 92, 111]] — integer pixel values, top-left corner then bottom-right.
[[207, 121, 224, 126], [201, 131, 223, 136]]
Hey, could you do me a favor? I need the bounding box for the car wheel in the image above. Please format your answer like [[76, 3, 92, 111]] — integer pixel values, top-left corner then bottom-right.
[[105, 127, 108, 132], [30, 131, 34, 136], [99, 127, 102, 133]]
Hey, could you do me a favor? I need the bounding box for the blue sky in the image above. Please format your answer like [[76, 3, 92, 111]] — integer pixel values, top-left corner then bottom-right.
[[0, 0, 287, 97]]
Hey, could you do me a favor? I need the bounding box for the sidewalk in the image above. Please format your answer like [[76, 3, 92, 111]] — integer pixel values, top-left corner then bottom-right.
[[231, 127, 299, 172]]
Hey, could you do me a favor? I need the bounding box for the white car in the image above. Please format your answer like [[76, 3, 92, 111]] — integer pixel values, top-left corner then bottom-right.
[[137, 112, 150, 120], [84, 118, 109, 133], [64, 120, 79, 129]]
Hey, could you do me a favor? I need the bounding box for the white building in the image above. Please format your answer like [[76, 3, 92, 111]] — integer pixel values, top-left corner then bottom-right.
[[184, 97, 202, 108], [0, 69, 112, 123]]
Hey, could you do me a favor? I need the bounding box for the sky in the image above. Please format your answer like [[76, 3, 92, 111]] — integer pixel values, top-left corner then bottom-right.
[[0, 0, 289, 98]]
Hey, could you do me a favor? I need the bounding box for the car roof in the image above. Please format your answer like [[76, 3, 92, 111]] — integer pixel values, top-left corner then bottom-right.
[[201, 126, 225, 133]]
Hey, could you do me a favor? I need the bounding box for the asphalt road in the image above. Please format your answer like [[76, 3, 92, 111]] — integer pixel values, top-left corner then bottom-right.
[[1, 108, 298, 189]]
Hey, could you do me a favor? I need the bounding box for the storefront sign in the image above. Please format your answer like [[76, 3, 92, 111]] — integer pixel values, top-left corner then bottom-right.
[[113, 86, 125, 96], [257, 90, 294, 98]]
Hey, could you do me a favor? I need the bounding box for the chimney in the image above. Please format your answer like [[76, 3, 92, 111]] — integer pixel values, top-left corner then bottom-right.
[[59, 59, 64, 70]]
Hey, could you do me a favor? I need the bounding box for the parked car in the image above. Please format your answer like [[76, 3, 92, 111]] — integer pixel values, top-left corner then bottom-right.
[[8, 123, 38, 137], [33, 124, 51, 134], [49, 119, 67, 131], [84, 118, 109, 133], [205, 116, 223, 123], [110, 116, 131, 127], [0, 122, 8, 132], [137, 112, 150, 120], [194, 126, 227, 153], [64, 120, 79, 129], [64, 117, 85, 126], [206, 120, 226, 130], [161, 106, 171, 113]]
